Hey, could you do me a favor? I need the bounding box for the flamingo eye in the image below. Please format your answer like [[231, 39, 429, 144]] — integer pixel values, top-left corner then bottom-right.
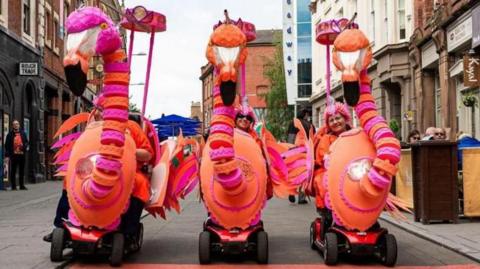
[[100, 23, 108, 30]]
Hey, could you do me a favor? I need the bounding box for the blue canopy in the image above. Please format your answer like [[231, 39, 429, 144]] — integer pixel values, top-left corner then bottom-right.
[[152, 114, 201, 138]]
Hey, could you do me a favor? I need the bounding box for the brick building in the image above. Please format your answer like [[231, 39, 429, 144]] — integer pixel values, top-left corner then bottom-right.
[[199, 29, 281, 134], [409, 0, 479, 139]]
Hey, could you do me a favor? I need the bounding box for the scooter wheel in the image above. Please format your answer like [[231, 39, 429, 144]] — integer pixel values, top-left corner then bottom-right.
[[110, 233, 124, 267], [323, 232, 338, 265], [199, 231, 211, 264], [309, 221, 317, 250], [50, 228, 65, 262], [380, 234, 397, 267], [256, 231, 268, 264]]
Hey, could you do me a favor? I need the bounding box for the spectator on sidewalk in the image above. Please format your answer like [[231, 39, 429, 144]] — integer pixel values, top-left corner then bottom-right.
[[422, 126, 436, 141], [407, 129, 421, 144], [4, 120, 29, 191], [434, 127, 447, 140]]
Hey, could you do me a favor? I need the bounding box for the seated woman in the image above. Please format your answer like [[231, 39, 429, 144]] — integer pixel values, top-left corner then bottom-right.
[[234, 107, 273, 200], [310, 102, 351, 230]]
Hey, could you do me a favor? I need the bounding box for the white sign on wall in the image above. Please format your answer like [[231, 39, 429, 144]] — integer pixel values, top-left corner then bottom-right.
[[447, 15, 472, 52], [283, 0, 297, 105], [421, 41, 439, 69], [19, 62, 38, 76]]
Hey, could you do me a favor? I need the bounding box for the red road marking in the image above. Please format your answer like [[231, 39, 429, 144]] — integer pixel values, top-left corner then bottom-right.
[[70, 264, 480, 269]]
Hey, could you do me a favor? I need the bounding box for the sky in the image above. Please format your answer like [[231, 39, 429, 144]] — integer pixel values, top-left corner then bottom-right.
[[124, 0, 282, 119]]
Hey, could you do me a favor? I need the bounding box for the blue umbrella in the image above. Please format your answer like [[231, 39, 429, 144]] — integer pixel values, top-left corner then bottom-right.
[[152, 114, 201, 138]]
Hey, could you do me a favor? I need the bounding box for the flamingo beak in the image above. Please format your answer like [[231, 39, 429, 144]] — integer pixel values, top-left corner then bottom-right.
[[336, 49, 368, 106], [214, 46, 241, 106]]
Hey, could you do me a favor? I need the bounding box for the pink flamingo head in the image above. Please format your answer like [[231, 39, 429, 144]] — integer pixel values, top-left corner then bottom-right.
[[63, 7, 122, 96]]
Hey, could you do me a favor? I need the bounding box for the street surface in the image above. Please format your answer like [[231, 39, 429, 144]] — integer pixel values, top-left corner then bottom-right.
[[0, 181, 477, 269]]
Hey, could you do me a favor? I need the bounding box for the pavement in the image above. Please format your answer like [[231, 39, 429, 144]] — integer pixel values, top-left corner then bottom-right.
[[0, 181, 479, 269], [380, 212, 480, 263]]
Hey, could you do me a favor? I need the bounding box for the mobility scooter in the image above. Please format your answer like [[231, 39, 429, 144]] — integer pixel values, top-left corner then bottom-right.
[[310, 213, 397, 266], [50, 220, 144, 267], [199, 218, 268, 264]]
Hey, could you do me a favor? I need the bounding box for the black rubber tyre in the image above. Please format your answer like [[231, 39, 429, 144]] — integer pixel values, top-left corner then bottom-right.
[[256, 231, 269, 264], [50, 228, 65, 262], [323, 232, 338, 265], [309, 221, 317, 250], [109, 233, 124, 267], [199, 231, 211, 264], [380, 234, 397, 267]]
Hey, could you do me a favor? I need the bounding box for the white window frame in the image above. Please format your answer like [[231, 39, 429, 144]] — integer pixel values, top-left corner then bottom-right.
[[384, 0, 389, 44], [397, 0, 406, 41], [44, 2, 52, 49], [22, 0, 36, 46], [0, 0, 8, 28], [53, 12, 60, 55], [370, 0, 375, 45]]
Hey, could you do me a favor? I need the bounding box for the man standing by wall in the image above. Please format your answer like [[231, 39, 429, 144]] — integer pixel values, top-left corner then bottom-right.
[[4, 120, 29, 190]]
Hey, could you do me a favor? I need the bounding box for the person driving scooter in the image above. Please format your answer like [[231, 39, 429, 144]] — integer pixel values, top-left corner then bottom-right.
[[234, 107, 273, 200], [121, 113, 154, 250], [308, 102, 351, 234], [44, 110, 153, 250]]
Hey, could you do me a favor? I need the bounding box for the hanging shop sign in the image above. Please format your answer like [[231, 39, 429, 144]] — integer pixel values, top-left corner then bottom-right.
[[463, 55, 480, 87]]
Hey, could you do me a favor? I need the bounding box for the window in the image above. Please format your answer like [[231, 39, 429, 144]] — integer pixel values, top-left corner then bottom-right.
[[45, 3, 52, 48], [398, 0, 406, 40], [0, 0, 7, 27], [62, 1, 70, 41], [53, 13, 60, 54], [298, 84, 312, 98], [370, 0, 375, 42], [336, 8, 344, 18], [384, 0, 389, 43], [435, 74, 442, 127], [23, 0, 31, 35]]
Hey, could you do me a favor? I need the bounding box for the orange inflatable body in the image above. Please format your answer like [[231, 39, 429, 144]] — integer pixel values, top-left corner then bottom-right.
[[201, 129, 267, 230], [326, 128, 390, 231], [66, 121, 136, 229]]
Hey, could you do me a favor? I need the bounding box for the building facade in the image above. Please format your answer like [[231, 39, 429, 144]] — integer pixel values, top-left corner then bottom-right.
[[0, 0, 45, 185], [200, 29, 280, 134], [282, 0, 313, 115], [190, 101, 201, 121], [309, 0, 414, 141], [409, 0, 479, 139]]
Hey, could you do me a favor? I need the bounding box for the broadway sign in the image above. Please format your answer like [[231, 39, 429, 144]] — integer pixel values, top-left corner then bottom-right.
[[463, 55, 480, 87]]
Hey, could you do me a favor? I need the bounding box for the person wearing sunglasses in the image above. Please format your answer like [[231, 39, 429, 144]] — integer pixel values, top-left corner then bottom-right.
[[234, 107, 273, 200], [434, 127, 446, 140]]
